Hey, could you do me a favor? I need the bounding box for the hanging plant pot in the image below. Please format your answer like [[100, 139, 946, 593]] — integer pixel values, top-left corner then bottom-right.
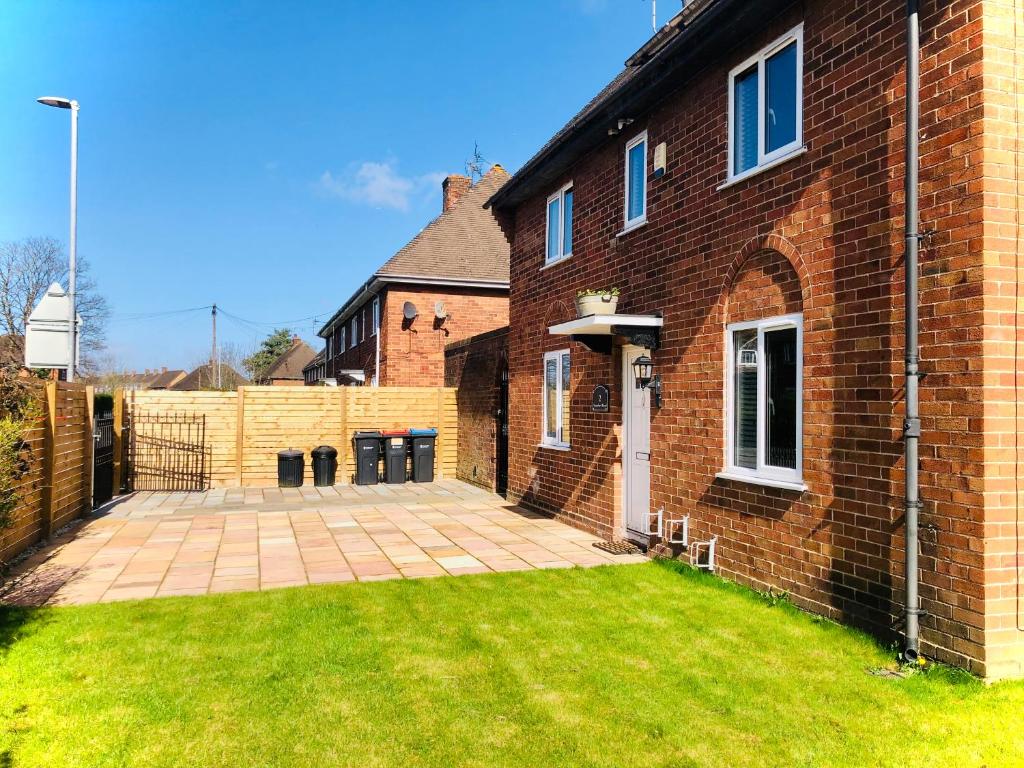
[[575, 289, 620, 317]]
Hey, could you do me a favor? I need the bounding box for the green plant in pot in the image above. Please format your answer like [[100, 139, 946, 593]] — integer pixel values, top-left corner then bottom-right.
[[575, 288, 621, 317]]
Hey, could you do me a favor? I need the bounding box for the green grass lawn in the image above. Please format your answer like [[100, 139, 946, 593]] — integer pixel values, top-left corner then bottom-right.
[[1, 561, 1021, 768]]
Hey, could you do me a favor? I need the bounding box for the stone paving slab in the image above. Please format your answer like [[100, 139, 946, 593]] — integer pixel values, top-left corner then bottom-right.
[[1, 480, 646, 606]]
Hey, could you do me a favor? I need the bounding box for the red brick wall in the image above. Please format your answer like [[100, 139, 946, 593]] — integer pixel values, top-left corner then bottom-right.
[[379, 285, 509, 387], [504, 0, 1022, 676], [326, 301, 378, 383], [444, 327, 508, 490]]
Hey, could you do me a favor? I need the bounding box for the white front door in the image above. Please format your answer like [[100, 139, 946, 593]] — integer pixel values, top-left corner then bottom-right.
[[622, 346, 651, 540]]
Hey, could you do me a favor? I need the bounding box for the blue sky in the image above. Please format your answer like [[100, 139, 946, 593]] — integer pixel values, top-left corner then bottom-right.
[[0, 0, 657, 371]]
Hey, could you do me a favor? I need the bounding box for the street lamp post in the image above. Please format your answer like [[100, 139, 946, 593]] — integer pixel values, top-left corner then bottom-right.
[[36, 96, 79, 382]]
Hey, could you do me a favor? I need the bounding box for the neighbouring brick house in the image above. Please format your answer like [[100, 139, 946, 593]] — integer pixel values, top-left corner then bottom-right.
[[317, 167, 510, 387], [303, 349, 326, 385], [255, 336, 316, 386], [486, 0, 1024, 678]]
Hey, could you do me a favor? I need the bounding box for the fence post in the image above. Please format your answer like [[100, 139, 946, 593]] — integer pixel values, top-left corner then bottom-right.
[[112, 388, 124, 494], [338, 388, 348, 485], [40, 381, 58, 538], [84, 385, 95, 512], [436, 387, 445, 480], [236, 386, 245, 487]]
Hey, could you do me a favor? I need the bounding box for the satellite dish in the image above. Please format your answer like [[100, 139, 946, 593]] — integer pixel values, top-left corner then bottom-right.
[[434, 301, 447, 320], [403, 301, 419, 321]]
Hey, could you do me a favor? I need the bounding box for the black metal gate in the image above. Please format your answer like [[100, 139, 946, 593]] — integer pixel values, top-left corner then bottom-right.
[[92, 415, 115, 507], [126, 410, 210, 491]]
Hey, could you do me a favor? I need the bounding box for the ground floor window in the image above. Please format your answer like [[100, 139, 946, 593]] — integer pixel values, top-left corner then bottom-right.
[[542, 349, 570, 448], [725, 313, 802, 483]]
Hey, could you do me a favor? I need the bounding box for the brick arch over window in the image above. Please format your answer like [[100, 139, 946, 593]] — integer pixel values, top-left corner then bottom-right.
[[723, 237, 808, 324], [542, 299, 574, 330]]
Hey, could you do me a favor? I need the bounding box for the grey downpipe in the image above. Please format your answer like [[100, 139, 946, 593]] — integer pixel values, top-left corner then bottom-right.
[[903, 0, 922, 663]]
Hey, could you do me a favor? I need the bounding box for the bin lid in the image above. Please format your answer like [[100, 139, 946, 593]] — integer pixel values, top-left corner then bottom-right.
[[278, 448, 303, 459], [312, 445, 338, 458], [381, 429, 410, 436], [409, 428, 438, 436], [353, 430, 382, 438]]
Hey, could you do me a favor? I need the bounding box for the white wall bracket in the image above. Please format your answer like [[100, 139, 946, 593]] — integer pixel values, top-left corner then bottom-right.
[[667, 514, 689, 546], [649, 506, 664, 538], [689, 536, 717, 571]]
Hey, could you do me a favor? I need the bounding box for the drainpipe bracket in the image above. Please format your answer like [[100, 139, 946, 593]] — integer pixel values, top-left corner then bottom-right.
[[902, 417, 921, 438]]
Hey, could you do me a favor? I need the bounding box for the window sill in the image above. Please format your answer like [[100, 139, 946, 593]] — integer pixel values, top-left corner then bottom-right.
[[540, 255, 572, 272], [538, 443, 571, 452], [714, 471, 807, 492], [717, 146, 807, 191], [616, 218, 647, 238]]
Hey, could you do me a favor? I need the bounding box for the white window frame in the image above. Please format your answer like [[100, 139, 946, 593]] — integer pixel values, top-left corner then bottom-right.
[[623, 130, 648, 231], [340, 326, 346, 352], [722, 312, 803, 488], [349, 316, 358, 349], [541, 349, 570, 449], [372, 297, 380, 333], [726, 24, 804, 184], [544, 182, 573, 266]]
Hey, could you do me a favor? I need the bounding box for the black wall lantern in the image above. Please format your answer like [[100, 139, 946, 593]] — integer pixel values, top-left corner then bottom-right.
[[631, 355, 662, 407]]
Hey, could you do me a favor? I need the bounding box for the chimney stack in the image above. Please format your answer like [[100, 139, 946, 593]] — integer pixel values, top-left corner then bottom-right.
[[442, 174, 471, 213]]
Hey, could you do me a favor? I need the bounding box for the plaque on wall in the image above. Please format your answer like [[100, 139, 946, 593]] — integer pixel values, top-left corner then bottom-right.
[[591, 385, 610, 413]]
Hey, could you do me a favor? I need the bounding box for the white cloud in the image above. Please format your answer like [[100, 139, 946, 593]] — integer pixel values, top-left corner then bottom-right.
[[317, 161, 445, 212]]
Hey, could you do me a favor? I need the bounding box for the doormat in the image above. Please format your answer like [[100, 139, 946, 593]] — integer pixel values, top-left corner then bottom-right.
[[593, 539, 644, 556]]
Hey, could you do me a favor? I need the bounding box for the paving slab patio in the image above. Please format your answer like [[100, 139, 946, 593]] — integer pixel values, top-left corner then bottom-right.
[[1, 480, 646, 606]]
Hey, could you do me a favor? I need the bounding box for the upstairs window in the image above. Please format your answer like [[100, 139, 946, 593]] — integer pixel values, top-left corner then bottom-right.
[[725, 313, 802, 485], [339, 326, 346, 353], [624, 131, 647, 228], [728, 25, 803, 181], [545, 183, 573, 264], [349, 316, 358, 349], [372, 297, 380, 333], [542, 350, 570, 448]]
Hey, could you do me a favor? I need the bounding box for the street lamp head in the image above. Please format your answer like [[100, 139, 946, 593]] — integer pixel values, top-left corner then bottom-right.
[[37, 96, 76, 109]]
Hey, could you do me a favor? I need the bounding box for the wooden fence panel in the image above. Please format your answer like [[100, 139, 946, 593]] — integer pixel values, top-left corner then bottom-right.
[[0, 382, 92, 564], [239, 387, 344, 486], [122, 386, 458, 488]]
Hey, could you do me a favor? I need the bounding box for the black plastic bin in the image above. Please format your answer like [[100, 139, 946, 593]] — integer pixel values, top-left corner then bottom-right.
[[353, 431, 382, 485], [277, 448, 304, 488], [382, 430, 410, 484], [312, 445, 338, 487], [409, 429, 438, 483]]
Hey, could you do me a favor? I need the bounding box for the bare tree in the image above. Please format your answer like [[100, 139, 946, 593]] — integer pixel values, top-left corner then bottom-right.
[[0, 237, 110, 373]]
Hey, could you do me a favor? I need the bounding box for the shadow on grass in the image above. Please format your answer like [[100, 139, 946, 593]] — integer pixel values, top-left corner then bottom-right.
[[0, 604, 50, 662]]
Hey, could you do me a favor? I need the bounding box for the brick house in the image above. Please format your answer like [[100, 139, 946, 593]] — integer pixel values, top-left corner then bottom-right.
[[486, 0, 1024, 678], [255, 336, 316, 386], [303, 348, 326, 385], [317, 167, 510, 386]]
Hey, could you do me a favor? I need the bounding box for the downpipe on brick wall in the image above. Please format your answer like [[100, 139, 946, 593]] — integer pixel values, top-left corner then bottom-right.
[[903, 0, 923, 664]]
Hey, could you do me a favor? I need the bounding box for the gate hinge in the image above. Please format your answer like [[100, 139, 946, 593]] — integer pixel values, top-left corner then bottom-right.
[[902, 417, 921, 438]]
